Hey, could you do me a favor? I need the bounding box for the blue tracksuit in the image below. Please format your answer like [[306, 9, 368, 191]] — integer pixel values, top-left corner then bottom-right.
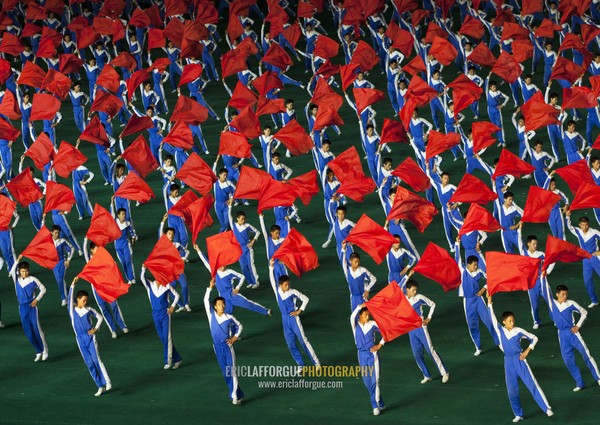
[[12, 268, 48, 355], [563, 130, 585, 165], [0, 225, 16, 271], [448, 212, 487, 270], [386, 248, 416, 283], [163, 187, 189, 248], [486, 80, 508, 145], [429, 172, 462, 250], [334, 218, 355, 265], [497, 200, 523, 254], [91, 287, 128, 334], [543, 179, 569, 240], [69, 90, 88, 132], [204, 287, 244, 401], [530, 150, 556, 187], [114, 219, 136, 283], [260, 216, 287, 280], [213, 179, 235, 232], [342, 256, 377, 312], [72, 166, 94, 219], [53, 237, 73, 302], [215, 268, 269, 315], [520, 247, 550, 327], [566, 216, 600, 304], [230, 216, 260, 286], [51, 211, 81, 253]]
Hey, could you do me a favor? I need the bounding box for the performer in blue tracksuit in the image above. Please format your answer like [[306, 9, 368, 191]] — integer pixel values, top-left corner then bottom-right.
[[562, 120, 586, 165], [333, 206, 355, 265], [213, 168, 235, 232], [157, 220, 191, 311], [487, 295, 553, 422], [50, 225, 74, 306], [496, 191, 523, 254], [229, 209, 260, 288], [0, 199, 18, 271], [427, 68, 446, 131], [427, 169, 462, 252], [350, 304, 386, 416], [543, 177, 569, 240], [110, 162, 133, 224], [83, 59, 100, 101], [342, 244, 377, 312], [211, 264, 270, 316], [162, 183, 188, 248], [544, 89, 565, 161], [528, 140, 557, 187], [566, 213, 600, 307], [49, 209, 82, 255], [67, 280, 111, 396], [72, 165, 94, 220], [405, 279, 450, 384], [69, 82, 89, 132], [385, 235, 416, 283], [541, 277, 600, 391], [268, 264, 320, 367], [10, 261, 48, 362], [455, 241, 499, 355], [259, 214, 287, 281], [113, 207, 136, 284], [485, 76, 508, 147], [140, 266, 183, 370], [448, 211, 488, 270], [204, 282, 244, 404]]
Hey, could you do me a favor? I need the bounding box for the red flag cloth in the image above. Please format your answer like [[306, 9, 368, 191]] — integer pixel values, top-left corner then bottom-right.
[[491, 51, 522, 84], [86, 204, 122, 246], [570, 183, 600, 210], [563, 87, 598, 109], [76, 27, 101, 49], [5, 168, 43, 207], [167, 191, 199, 225], [400, 99, 417, 134], [175, 153, 217, 195], [337, 176, 377, 202], [353, 88, 385, 114], [90, 89, 124, 118], [447, 74, 483, 116], [550, 57, 584, 84], [413, 242, 461, 290], [43, 181, 76, 214], [183, 194, 214, 243], [403, 55, 427, 76], [298, 1, 317, 18], [109, 52, 137, 72], [114, 172, 155, 203], [391, 157, 431, 192], [234, 166, 273, 199], [425, 131, 461, 160], [221, 48, 249, 78], [256, 97, 287, 116], [59, 54, 85, 74], [521, 186, 562, 223], [126, 69, 150, 101], [458, 203, 503, 236], [520, 92, 560, 131], [350, 41, 379, 72], [262, 43, 293, 70], [130, 8, 151, 27], [30, 93, 61, 121], [93, 17, 116, 36], [206, 231, 243, 276], [386, 23, 414, 57], [53, 141, 87, 178], [459, 14, 485, 39], [21, 227, 59, 269], [196, 1, 219, 24], [218, 131, 253, 158], [340, 63, 360, 90], [468, 43, 497, 68], [327, 146, 366, 182], [79, 115, 110, 147], [121, 135, 159, 177], [179, 63, 203, 86], [314, 35, 339, 59], [311, 78, 343, 109], [96, 65, 120, 93], [149, 58, 171, 74], [492, 149, 536, 178], [0, 58, 12, 84], [534, 18, 563, 38], [543, 235, 592, 271], [512, 39, 534, 63], [592, 134, 600, 151], [21, 23, 42, 37], [582, 23, 600, 46], [501, 22, 532, 41], [365, 282, 423, 342], [405, 75, 439, 106], [429, 36, 458, 66], [554, 159, 595, 194], [143, 236, 185, 285], [228, 81, 259, 109], [492, 7, 516, 26], [229, 106, 261, 139], [472, 121, 501, 152], [522, 0, 543, 15], [282, 22, 301, 48], [0, 117, 20, 141], [257, 179, 299, 213], [164, 16, 184, 47], [41, 69, 72, 100], [121, 115, 154, 138], [0, 32, 24, 56], [315, 60, 341, 80], [251, 71, 283, 96], [148, 28, 166, 50], [169, 96, 208, 125], [273, 120, 314, 156], [424, 21, 448, 43], [559, 33, 585, 52], [227, 15, 244, 40], [386, 186, 438, 233], [344, 214, 397, 264], [380, 118, 408, 144], [78, 246, 129, 303], [0, 90, 20, 119], [313, 105, 344, 131], [0, 194, 16, 231], [163, 120, 194, 150], [449, 174, 498, 204], [271, 227, 319, 277], [486, 252, 541, 295], [287, 170, 320, 205]]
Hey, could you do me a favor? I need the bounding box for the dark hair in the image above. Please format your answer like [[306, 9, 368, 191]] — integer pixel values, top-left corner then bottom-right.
[[383, 157, 393, 165], [526, 235, 537, 244], [440, 172, 450, 178], [278, 275, 291, 285], [218, 167, 228, 175], [285, 99, 294, 105], [556, 284, 569, 293], [366, 124, 374, 131], [504, 191, 514, 199], [236, 211, 246, 218], [76, 290, 89, 300], [590, 156, 600, 164], [213, 296, 226, 307], [272, 152, 280, 159], [406, 280, 419, 289], [163, 226, 175, 234], [466, 255, 479, 265], [270, 224, 281, 232], [117, 208, 126, 215], [489, 80, 497, 86], [579, 216, 590, 224], [89, 241, 97, 250], [349, 253, 360, 260], [169, 183, 180, 192], [50, 225, 61, 232], [501, 311, 515, 321], [17, 261, 30, 270], [165, 154, 174, 161], [336, 206, 347, 213], [358, 306, 369, 315], [263, 125, 271, 131]]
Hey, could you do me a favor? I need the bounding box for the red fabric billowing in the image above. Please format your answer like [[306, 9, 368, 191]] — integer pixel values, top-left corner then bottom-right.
[[459, 14, 485, 39], [512, 39, 534, 63], [472, 121, 501, 152], [313, 35, 339, 59], [78, 246, 129, 302], [121, 115, 154, 138], [79, 115, 110, 147], [458, 204, 503, 236], [109, 52, 137, 72], [521, 0, 543, 15], [340, 63, 360, 91], [447, 74, 483, 117], [570, 183, 600, 211], [413, 242, 461, 291], [53, 141, 87, 178], [501, 22, 531, 41], [272, 227, 319, 277], [491, 51, 522, 83], [0, 32, 24, 56], [262, 43, 293, 70], [167, 190, 199, 227], [21, 227, 59, 269], [380, 118, 408, 144], [5, 168, 43, 207], [486, 252, 541, 296], [126, 69, 150, 101], [386, 22, 414, 56], [234, 167, 273, 199], [386, 186, 438, 233], [121, 135, 159, 177], [365, 282, 422, 342], [30, 93, 61, 121], [41, 69, 72, 100], [86, 204, 122, 247], [534, 18, 562, 38], [312, 105, 344, 131], [175, 153, 217, 195], [543, 235, 592, 272], [326, 146, 367, 183], [429, 36, 458, 66], [96, 65, 120, 93], [520, 91, 561, 131], [492, 149, 536, 178], [183, 194, 214, 243], [0, 117, 20, 141], [391, 157, 430, 192], [230, 106, 262, 139], [143, 235, 185, 285], [252, 71, 283, 96], [256, 97, 286, 116], [218, 131, 253, 158], [521, 186, 562, 223], [59, 54, 85, 75], [206, 231, 243, 276], [282, 22, 301, 48], [403, 55, 427, 76], [17, 62, 47, 88], [114, 172, 155, 203], [449, 174, 498, 204], [221, 48, 249, 78], [273, 119, 314, 156], [43, 181, 76, 213], [24, 133, 54, 170], [163, 120, 194, 150], [228, 81, 258, 110], [353, 88, 385, 114], [350, 41, 379, 72], [423, 21, 447, 43], [257, 179, 299, 213], [554, 159, 595, 194], [310, 78, 343, 109], [76, 27, 101, 49], [90, 89, 124, 118], [550, 57, 584, 84], [0, 194, 16, 231], [345, 214, 397, 264], [563, 87, 598, 109], [287, 170, 320, 205], [148, 28, 166, 50], [425, 131, 461, 160], [179, 63, 203, 86], [405, 75, 439, 106], [467, 43, 497, 68]]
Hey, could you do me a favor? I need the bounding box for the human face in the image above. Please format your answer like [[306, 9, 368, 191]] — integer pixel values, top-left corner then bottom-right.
[[592, 160, 600, 171], [219, 172, 227, 182], [336, 210, 346, 221], [170, 188, 179, 198], [18, 268, 29, 278], [441, 175, 450, 185], [51, 230, 60, 240], [322, 143, 330, 152], [392, 238, 401, 250], [327, 171, 334, 182], [502, 315, 515, 331], [166, 230, 175, 241], [263, 128, 271, 136], [567, 124, 575, 132], [272, 156, 280, 165], [534, 144, 542, 153], [270, 229, 280, 240], [237, 215, 246, 225], [77, 295, 88, 308], [466, 261, 478, 273], [117, 211, 126, 222], [214, 299, 226, 315], [579, 221, 590, 232], [367, 128, 373, 136], [359, 310, 370, 324], [383, 162, 392, 171], [549, 181, 556, 191], [556, 290, 568, 303], [349, 257, 360, 269], [527, 239, 538, 251], [279, 281, 290, 292], [504, 196, 514, 207], [406, 286, 418, 298]]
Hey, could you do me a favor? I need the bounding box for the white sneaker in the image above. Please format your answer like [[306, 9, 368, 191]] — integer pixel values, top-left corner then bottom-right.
[[442, 373, 450, 383], [184, 305, 192, 312], [173, 360, 182, 370], [372, 408, 380, 416], [163, 364, 171, 370], [95, 387, 104, 397], [322, 240, 331, 249], [474, 349, 482, 356], [588, 302, 598, 308], [78, 250, 83, 257], [546, 410, 554, 417], [105, 382, 112, 391], [34, 353, 42, 362], [251, 283, 260, 289], [532, 323, 539, 329], [573, 386, 582, 392], [0, 321, 5, 329], [268, 309, 272, 316], [123, 328, 129, 334], [42, 351, 48, 361], [111, 332, 117, 339], [61, 299, 67, 307], [597, 379, 600, 386], [232, 398, 242, 405], [512, 416, 523, 423], [175, 306, 185, 313], [420, 377, 432, 384]]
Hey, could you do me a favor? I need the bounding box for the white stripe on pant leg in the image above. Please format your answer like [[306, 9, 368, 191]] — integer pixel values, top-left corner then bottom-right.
[[249, 249, 259, 283], [113, 301, 127, 329], [62, 216, 81, 251], [527, 290, 537, 325], [294, 316, 320, 365], [93, 336, 111, 385], [522, 359, 551, 410], [237, 294, 268, 312], [229, 345, 239, 400], [574, 332, 600, 379], [167, 313, 173, 365], [92, 291, 115, 332], [463, 298, 479, 350], [35, 307, 48, 353], [374, 352, 381, 406], [423, 326, 447, 376]]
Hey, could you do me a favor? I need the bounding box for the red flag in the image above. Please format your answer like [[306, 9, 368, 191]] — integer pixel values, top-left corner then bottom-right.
[[282, 22, 301, 48], [550, 57, 584, 84], [174, 153, 217, 195], [148, 28, 166, 50], [130, 8, 151, 27], [380, 118, 408, 144], [167, 190, 199, 226], [413, 242, 461, 290], [121, 114, 154, 138], [96, 65, 120, 93], [512, 39, 534, 63], [447, 74, 483, 117], [570, 183, 600, 211], [0, 58, 12, 84], [472, 121, 501, 153], [534, 19, 562, 38], [41, 69, 72, 100], [563, 87, 598, 109], [86, 204, 122, 247], [76, 27, 100, 49], [353, 88, 385, 114], [365, 282, 422, 342], [221, 48, 249, 78], [391, 157, 430, 192], [491, 51, 522, 83], [114, 172, 155, 203], [287, 170, 319, 205], [0, 32, 24, 56], [21, 227, 59, 269], [429, 36, 458, 66], [458, 203, 503, 236], [109, 52, 137, 72], [262, 43, 293, 70], [543, 235, 592, 272], [327, 146, 367, 182], [183, 194, 214, 243], [386, 23, 414, 57], [350, 41, 379, 72], [59, 54, 85, 75], [272, 228, 319, 277], [30, 93, 61, 121], [234, 166, 273, 199], [405, 75, 439, 106], [425, 131, 461, 160], [258, 179, 299, 213], [492, 149, 536, 178], [344, 214, 396, 264], [501, 22, 531, 41], [121, 135, 159, 177], [520, 91, 560, 131], [486, 252, 541, 295], [53, 141, 87, 178], [230, 106, 261, 139], [459, 14, 485, 39], [314, 35, 339, 59], [143, 235, 185, 285], [273, 120, 314, 156], [5, 168, 43, 207], [228, 81, 258, 110], [310, 78, 343, 109], [218, 131, 253, 158], [553, 159, 595, 194], [313, 105, 344, 131], [79, 115, 110, 147], [164, 16, 184, 47], [315, 60, 341, 79], [90, 89, 124, 118], [386, 186, 438, 233], [0, 194, 16, 231], [78, 247, 129, 303], [24, 133, 54, 170], [206, 231, 243, 276], [256, 97, 287, 116], [521, 186, 562, 223], [403, 55, 427, 76], [340, 63, 360, 91], [43, 181, 75, 213], [559, 33, 585, 52], [0, 89, 19, 119], [582, 23, 600, 46], [179, 63, 203, 86], [424, 21, 447, 43], [163, 120, 194, 150], [336, 176, 377, 202], [126, 69, 150, 101], [468, 43, 497, 68], [449, 174, 498, 204], [251, 71, 283, 96], [0, 117, 20, 141], [521, 0, 543, 15]]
